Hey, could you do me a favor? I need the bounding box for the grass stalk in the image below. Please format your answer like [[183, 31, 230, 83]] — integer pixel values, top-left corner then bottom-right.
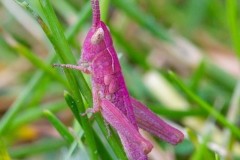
[[9, 139, 67, 158], [39, 0, 98, 159], [169, 72, 240, 139], [10, 100, 66, 130], [112, 0, 172, 42], [43, 110, 74, 144], [226, 0, 240, 59]]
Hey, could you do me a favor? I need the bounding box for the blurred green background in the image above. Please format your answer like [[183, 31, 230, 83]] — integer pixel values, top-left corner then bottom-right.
[[0, 0, 239, 160]]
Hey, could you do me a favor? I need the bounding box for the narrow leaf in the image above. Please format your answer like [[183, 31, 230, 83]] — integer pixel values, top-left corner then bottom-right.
[[43, 110, 74, 144], [169, 71, 240, 139]]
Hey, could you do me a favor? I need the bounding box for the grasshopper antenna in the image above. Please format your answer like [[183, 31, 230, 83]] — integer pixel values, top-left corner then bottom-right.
[[91, 0, 100, 28]]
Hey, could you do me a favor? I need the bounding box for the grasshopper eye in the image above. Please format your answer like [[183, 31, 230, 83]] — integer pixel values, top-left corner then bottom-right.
[[91, 28, 104, 44]]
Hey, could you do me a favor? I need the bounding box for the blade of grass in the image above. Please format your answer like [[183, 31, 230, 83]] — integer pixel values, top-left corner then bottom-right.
[[0, 71, 47, 135], [0, 139, 11, 160], [65, 139, 80, 159], [39, 0, 93, 103], [25, 75, 51, 108], [205, 63, 237, 92], [16, 0, 92, 105], [187, 128, 199, 147], [225, 1, 240, 155], [9, 139, 67, 158], [168, 71, 240, 139], [64, 91, 83, 127], [148, 106, 206, 120], [226, 0, 240, 59], [43, 110, 74, 144], [0, 36, 16, 58], [52, 0, 77, 22], [191, 134, 212, 160], [10, 100, 66, 130], [100, 0, 110, 22], [38, 0, 97, 159], [2, 32, 68, 87], [121, 59, 155, 101], [110, 27, 149, 70], [112, 0, 172, 42], [222, 82, 240, 158], [186, 0, 210, 31], [189, 61, 205, 91], [15, 44, 68, 87], [65, 123, 87, 159], [94, 132, 113, 160], [67, 1, 91, 42], [191, 102, 222, 160], [1, 0, 45, 43]]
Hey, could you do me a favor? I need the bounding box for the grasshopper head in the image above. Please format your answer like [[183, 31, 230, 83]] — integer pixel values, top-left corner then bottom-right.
[[80, 21, 113, 63]]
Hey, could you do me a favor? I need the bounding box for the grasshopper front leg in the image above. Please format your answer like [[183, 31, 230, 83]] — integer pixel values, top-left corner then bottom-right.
[[53, 61, 92, 74], [53, 62, 101, 115]]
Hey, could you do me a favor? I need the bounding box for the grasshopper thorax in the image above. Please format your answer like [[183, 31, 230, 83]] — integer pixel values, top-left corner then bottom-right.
[[80, 21, 113, 64]]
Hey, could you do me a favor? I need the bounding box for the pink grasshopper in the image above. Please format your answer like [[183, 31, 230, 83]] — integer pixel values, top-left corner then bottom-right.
[[55, 0, 184, 159]]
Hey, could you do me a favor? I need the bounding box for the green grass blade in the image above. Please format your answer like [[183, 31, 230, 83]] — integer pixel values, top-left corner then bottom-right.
[[226, 0, 240, 59], [112, 0, 172, 42], [9, 139, 67, 158], [39, 0, 97, 159], [66, 1, 91, 42], [52, 0, 77, 20], [168, 71, 240, 139], [64, 91, 83, 127], [189, 61, 205, 91], [191, 135, 212, 160], [205, 63, 237, 92], [100, 0, 110, 22], [43, 110, 74, 144], [10, 100, 66, 130], [13, 42, 68, 87], [16, 0, 92, 104], [94, 132, 113, 160], [215, 153, 220, 160], [186, 0, 210, 31], [148, 106, 206, 120], [111, 27, 149, 70], [0, 72, 46, 135], [0, 140, 11, 160], [38, 0, 76, 64]]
